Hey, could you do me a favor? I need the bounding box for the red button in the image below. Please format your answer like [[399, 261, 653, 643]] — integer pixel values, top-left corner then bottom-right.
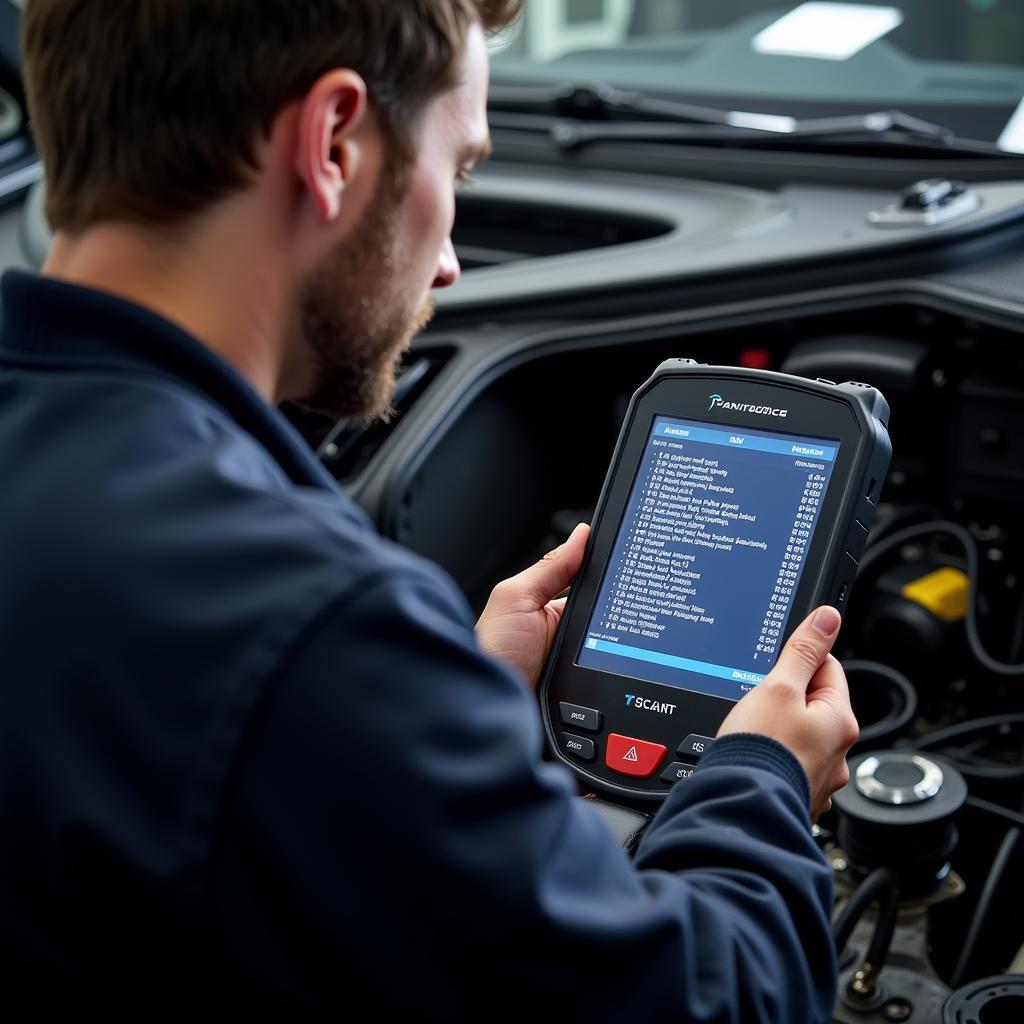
[[605, 734, 668, 778]]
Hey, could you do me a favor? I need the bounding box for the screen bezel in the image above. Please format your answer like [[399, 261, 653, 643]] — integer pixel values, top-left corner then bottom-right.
[[541, 369, 871, 800]]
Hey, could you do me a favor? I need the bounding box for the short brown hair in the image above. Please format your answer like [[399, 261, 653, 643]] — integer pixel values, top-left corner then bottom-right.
[[22, 0, 523, 232]]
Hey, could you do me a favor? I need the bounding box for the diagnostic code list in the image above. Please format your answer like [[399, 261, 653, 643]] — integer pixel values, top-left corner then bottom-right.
[[578, 417, 839, 701]]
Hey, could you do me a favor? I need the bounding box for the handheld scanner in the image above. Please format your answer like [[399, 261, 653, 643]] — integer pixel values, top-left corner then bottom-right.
[[540, 359, 891, 802]]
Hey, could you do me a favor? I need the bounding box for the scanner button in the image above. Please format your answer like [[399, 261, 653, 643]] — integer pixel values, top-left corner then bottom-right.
[[846, 520, 869, 561], [559, 733, 596, 763], [678, 734, 715, 760], [605, 734, 667, 778], [559, 702, 602, 733], [661, 762, 697, 784]]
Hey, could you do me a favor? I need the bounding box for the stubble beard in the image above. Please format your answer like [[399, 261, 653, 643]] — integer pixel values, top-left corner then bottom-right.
[[297, 167, 437, 424]]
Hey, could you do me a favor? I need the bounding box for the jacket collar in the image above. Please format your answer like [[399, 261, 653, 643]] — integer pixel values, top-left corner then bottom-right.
[[0, 269, 343, 494]]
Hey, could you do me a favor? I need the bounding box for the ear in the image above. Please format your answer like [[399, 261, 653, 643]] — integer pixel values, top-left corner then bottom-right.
[[295, 69, 369, 223]]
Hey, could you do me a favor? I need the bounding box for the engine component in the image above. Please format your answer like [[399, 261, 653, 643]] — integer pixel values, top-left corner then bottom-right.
[[859, 564, 967, 697], [834, 751, 967, 900], [830, 754, 970, 1023], [901, 567, 969, 623], [781, 335, 928, 397], [954, 366, 1024, 501], [846, 661, 918, 753], [857, 522, 1024, 679], [830, 878, 959, 1024], [780, 335, 931, 493], [943, 975, 1024, 1023]]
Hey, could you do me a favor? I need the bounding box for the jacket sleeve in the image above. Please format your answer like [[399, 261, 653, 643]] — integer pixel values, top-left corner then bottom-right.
[[207, 567, 837, 1022]]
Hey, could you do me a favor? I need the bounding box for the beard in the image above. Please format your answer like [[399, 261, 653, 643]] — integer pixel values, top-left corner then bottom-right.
[[296, 168, 437, 423]]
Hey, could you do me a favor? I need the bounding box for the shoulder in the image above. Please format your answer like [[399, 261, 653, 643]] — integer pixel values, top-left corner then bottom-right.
[[67, 372, 455, 595], [16, 362, 477, 682]]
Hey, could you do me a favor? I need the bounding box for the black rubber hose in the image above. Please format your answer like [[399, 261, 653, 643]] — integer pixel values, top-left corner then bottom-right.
[[867, 504, 940, 545], [915, 714, 1024, 752], [913, 715, 1024, 786], [1011, 595, 1024, 662], [865, 882, 900, 970], [967, 797, 1024, 830], [938, 755, 1024, 785], [845, 660, 917, 752], [833, 866, 897, 955], [949, 826, 1022, 989]]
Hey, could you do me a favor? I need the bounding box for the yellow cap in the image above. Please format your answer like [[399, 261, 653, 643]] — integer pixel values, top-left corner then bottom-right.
[[901, 567, 969, 623]]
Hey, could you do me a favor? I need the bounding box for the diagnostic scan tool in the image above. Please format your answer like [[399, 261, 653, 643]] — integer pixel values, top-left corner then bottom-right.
[[541, 359, 892, 801]]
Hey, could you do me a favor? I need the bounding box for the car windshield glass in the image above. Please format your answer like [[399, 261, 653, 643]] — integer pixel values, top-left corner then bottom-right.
[[490, 1, 1024, 150]]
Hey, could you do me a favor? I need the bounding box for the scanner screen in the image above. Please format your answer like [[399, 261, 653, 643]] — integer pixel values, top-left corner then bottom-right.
[[577, 414, 841, 702]]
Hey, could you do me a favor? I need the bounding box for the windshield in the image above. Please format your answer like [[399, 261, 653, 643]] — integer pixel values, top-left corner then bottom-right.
[[490, 1, 1024, 148]]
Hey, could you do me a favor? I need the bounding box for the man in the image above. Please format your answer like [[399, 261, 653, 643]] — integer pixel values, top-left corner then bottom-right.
[[0, 1, 858, 1019]]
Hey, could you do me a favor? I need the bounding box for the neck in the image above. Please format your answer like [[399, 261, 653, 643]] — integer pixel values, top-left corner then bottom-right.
[[43, 199, 300, 404]]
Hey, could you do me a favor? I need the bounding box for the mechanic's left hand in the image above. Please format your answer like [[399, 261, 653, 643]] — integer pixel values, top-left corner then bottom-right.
[[476, 523, 590, 690]]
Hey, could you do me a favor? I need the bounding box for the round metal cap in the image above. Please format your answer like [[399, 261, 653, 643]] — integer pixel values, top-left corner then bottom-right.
[[855, 753, 944, 806]]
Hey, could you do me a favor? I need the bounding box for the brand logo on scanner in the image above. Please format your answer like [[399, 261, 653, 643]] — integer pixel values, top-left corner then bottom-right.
[[708, 393, 788, 418], [625, 694, 677, 715]]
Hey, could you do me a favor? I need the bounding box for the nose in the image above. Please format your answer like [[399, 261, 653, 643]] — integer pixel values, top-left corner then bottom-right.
[[432, 236, 461, 289]]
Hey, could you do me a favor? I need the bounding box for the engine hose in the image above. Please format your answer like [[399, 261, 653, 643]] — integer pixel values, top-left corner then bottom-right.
[[832, 866, 897, 955], [865, 882, 900, 971], [845, 660, 917, 752], [949, 826, 1022, 990]]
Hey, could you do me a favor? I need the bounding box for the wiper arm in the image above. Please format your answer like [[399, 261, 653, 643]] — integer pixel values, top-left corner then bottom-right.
[[541, 117, 1006, 158], [489, 80, 1009, 158], [489, 80, 793, 130], [790, 109, 954, 144]]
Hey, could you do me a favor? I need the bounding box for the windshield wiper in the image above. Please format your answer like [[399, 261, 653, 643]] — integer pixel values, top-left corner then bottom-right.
[[489, 80, 793, 129], [488, 81, 1011, 158]]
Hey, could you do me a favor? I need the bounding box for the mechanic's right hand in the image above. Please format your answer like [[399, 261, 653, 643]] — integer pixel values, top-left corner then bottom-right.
[[716, 606, 859, 821]]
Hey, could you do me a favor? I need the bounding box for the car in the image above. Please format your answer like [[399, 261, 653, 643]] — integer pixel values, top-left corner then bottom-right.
[[2, 3, 1023, 1021]]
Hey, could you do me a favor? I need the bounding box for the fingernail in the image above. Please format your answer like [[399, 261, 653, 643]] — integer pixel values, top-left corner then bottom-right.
[[811, 607, 841, 637], [570, 523, 587, 541]]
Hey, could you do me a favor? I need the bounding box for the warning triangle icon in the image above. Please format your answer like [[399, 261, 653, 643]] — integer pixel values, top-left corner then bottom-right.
[[624, 746, 639, 762]]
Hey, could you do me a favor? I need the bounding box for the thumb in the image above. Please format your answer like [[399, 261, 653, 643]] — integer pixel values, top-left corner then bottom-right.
[[771, 606, 842, 689], [514, 523, 590, 607]]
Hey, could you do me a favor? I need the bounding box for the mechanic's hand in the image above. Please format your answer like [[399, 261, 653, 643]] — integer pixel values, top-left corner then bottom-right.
[[717, 606, 859, 821], [476, 523, 590, 690]]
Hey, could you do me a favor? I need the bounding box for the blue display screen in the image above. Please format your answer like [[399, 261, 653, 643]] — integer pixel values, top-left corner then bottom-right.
[[577, 415, 840, 702]]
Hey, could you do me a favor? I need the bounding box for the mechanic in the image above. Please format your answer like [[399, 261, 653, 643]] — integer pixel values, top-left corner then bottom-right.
[[0, 2, 859, 1019]]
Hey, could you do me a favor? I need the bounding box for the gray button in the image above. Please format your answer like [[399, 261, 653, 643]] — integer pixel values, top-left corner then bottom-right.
[[677, 734, 714, 760], [661, 761, 696, 784], [559, 733, 596, 763], [559, 702, 602, 733]]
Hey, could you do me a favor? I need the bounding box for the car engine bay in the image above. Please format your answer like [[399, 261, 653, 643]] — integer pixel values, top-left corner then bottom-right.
[[292, 186, 1024, 1021]]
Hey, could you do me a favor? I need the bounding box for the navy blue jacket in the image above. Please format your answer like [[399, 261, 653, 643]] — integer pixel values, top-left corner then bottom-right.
[[0, 270, 837, 1021]]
